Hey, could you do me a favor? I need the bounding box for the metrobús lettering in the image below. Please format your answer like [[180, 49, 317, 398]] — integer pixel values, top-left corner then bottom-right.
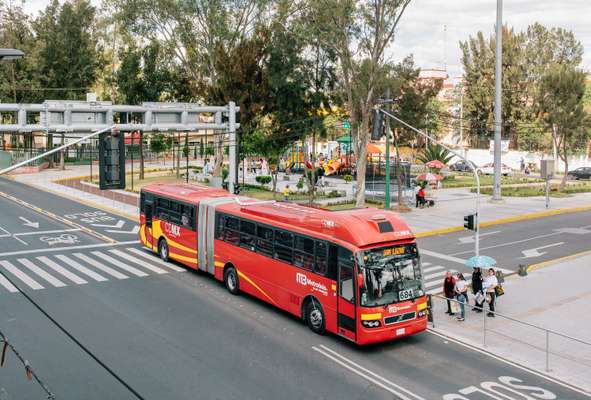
[[164, 222, 180, 237], [296, 273, 328, 296]]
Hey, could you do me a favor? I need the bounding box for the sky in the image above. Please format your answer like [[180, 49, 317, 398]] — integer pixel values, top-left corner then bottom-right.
[[23, 0, 591, 79]]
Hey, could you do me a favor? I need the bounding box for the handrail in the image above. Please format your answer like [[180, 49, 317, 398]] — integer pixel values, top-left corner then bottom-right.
[[431, 293, 591, 347]]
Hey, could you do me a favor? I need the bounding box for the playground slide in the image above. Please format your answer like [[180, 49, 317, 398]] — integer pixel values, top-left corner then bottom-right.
[[324, 160, 341, 175]]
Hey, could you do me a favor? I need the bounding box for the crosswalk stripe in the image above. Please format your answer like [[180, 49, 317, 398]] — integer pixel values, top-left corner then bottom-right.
[[421, 262, 432, 267], [127, 248, 185, 272], [109, 249, 167, 274], [422, 266, 444, 274], [36, 256, 87, 285], [426, 288, 441, 295], [91, 251, 148, 277], [55, 255, 108, 282], [0, 261, 44, 290], [0, 274, 19, 293], [17, 259, 66, 287], [73, 253, 128, 280], [424, 279, 441, 288], [423, 270, 447, 281]]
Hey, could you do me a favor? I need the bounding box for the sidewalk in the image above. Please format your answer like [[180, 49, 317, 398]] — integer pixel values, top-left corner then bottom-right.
[[430, 254, 591, 393], [9, 165, 591, 235]]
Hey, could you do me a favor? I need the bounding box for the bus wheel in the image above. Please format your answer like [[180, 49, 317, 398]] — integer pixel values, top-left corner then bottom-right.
[[305, 300, 325, 335], [224, 266, 239, 295], [158, 238, 169, 262]]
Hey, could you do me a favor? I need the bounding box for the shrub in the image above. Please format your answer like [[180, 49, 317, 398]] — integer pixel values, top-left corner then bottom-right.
[[255, 175, 272, 186], [344, 174, 353, 183], [327, 190, 341, 198], [296, 177, 305, 190]]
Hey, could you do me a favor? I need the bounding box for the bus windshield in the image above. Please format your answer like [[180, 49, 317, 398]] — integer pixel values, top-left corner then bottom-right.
[[358, 244, 424, 307]]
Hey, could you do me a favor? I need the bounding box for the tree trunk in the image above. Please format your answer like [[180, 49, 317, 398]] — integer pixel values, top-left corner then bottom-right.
[[139, 131, 144, 180], [213, 132, 224, 177], [271, 169, 278, 200], [394, 129, 404, 209], [559, 138, 568, 192], [354, 111, 370, 208]]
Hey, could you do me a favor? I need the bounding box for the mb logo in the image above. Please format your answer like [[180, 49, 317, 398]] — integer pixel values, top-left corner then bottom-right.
[[296, 273, 308, 286]]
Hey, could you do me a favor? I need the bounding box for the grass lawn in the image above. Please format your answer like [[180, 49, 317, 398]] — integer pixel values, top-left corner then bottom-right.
[[442, 174, 544, 188], [473, 182, 591, 197]]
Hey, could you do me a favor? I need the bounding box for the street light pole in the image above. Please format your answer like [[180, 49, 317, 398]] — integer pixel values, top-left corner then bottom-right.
[[384, 88, 391, 210], [380, 109, 481, 256], [492, 0, 503, 201]]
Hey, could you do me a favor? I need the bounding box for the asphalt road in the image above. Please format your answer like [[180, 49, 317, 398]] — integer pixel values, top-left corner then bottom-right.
[[417, 210, 591, 295], [0, 178, 588, 400]]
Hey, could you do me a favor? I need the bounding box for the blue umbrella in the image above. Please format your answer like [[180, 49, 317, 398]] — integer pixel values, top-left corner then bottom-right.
[[465, 255, 496, 268]]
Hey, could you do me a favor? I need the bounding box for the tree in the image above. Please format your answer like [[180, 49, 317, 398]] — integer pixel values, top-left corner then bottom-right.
[[538, 65, 589, 191], [311, 0, 412, 207], [416, 144, 454, 165], [150, 133, 166, 161], [33, 0, 100, 100]]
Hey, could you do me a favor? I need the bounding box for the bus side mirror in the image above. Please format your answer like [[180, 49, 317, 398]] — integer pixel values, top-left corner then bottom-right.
[[357, 274, 364, 289]]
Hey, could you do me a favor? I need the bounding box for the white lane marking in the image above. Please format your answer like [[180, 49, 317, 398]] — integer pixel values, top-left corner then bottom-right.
[[521, 242, 565, 258], [426, 288, 442, 295], [423, 269, 448, 281], [91, 220, 124, 229], [427, 329, 591, 397], [73, 253, 128, 280], [91, 251, 148, 277], [0, 240, 140, 257], [36, 256, 87, 285], [0, 274, 18, 293], [0, 261, 43, 289], [106, 226, 139, 234], [13, 228, 81, 237], [421, 262, 432, 267], [12, 235, 28, 245], [314, 345, 426, 400], [127, 248, 185, 272], [55, 255, 107, 282], [422, 266, 443, 273], [458, 230, 501, 244], [108, 249, 167, 274], [17, 258, 66, 287], [451, 232, 560, 256]]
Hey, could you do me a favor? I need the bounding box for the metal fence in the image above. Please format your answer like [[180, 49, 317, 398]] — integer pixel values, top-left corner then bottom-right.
[[429, 294, 591, 374]]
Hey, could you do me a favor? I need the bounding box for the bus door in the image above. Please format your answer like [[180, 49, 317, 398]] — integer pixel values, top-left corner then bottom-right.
[[144, 196, 155, 250], [337, 252, 356, 341]]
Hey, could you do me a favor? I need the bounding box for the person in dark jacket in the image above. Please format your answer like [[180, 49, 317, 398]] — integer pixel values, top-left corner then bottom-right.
[[471, 267, 484, 312], [443, 271, 456, 315]]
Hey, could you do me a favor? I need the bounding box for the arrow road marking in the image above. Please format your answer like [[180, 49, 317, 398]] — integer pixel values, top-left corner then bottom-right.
[[91, 220, 125, 229], [553, 227, 591, 235], [19, 216, 39, 229], [458, 230, 501, 244], [521, 242, 564, 259], [106, 225, 139, 234]]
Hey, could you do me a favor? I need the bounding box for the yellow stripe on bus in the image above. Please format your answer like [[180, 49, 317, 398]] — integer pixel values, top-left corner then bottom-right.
[[237, 270, 276, 305], [152, 220, 197, 255], [417, 302, 427, 311], [361, 313, 382, 321], [169, 252, 197, 264]]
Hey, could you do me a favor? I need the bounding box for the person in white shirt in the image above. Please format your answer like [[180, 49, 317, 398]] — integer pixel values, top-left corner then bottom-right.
[[483, 268, 498, 317], [454, 273, 468, 321]]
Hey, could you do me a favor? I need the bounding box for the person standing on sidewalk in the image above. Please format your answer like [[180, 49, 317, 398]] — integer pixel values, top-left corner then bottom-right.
[[471, 267, 484, 312], [454, 273, 468, 321], [283, 185, 290, 201], [483, 268, 498, 317], [443, 271, 456, 315]]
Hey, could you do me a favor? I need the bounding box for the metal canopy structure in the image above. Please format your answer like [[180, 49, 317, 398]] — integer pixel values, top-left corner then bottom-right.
[[0, 100, 240, 193]]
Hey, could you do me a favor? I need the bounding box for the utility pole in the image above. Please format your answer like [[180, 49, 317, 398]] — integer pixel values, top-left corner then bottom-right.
[[384, 88, 391, 210], [492, 0, 503, 201]]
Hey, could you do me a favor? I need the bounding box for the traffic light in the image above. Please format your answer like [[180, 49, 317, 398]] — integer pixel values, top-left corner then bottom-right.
[[463, 213, 477, 231], [99, 128, 126, 190], [371, 109, 384, 140]]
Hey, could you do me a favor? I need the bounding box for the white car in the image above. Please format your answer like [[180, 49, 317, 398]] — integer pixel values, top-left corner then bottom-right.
[[479, 163, 512, 176]]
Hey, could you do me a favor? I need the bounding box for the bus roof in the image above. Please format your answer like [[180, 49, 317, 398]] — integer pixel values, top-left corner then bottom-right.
[[142, 183, 229, 202], [142, 183, 415, 248]]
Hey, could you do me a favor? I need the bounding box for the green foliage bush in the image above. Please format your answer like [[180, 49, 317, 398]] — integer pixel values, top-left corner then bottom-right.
[[296, 177, 305, 190], [327, 190, 341, 198], [344, 174, 353, 183], [255, 175, 272, 186]]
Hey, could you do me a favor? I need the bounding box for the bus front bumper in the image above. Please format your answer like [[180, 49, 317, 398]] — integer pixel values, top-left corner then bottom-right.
[[356, 316, 428, 345]]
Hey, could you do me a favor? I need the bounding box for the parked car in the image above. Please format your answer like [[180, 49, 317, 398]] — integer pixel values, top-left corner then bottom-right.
[[567, 167, 591, 180], [479, 163, 512, 176], [450, 160, 479, 172]]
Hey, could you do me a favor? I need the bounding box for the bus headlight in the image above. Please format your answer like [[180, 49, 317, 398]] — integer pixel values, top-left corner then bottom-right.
[[418, 310, 427, 318], [362, 320, 381, 328]]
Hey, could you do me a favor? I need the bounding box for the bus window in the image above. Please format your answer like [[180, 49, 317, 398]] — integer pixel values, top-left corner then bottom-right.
[[294, 235, 314, 271], [327, 245, 339, 280], [274, 230, 293, 264], [314, 241, 328, 276], [219, 215, 239, 245], [180, 204, 195, 230], [339, 262, 355, 304], [239, 220, 256, 250], [256, 225, 274, 257]]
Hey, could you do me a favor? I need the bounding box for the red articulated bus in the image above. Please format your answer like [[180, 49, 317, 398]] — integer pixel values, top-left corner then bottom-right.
[[139, 183, 428, 345]]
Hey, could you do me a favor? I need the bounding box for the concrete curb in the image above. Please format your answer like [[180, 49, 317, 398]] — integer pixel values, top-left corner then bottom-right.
[[415, 204, 591, 238], [527, 249, 591, 273]]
